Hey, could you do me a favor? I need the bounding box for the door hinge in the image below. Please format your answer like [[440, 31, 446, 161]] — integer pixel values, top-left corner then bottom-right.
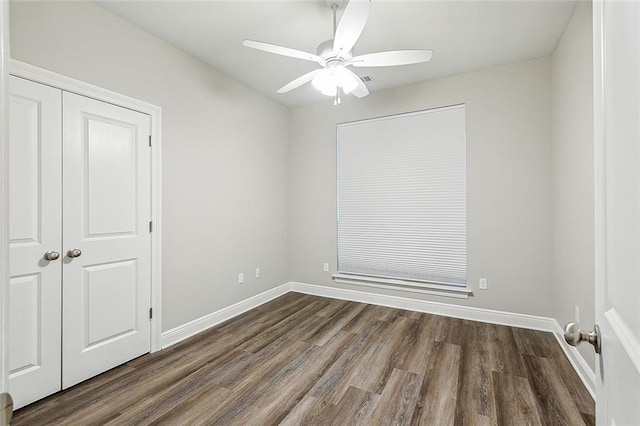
[[149, 307, 153, 320], [148, 135, 152, 147], [149, 221, 153, 233]]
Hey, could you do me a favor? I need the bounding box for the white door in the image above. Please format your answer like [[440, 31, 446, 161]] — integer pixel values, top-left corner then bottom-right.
[[8, 76, 62, 408], [593, 1, 640, 424], [62, 92, 152, 388]]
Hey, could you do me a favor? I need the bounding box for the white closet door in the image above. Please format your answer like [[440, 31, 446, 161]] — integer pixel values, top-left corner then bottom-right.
[[8, 76, 62, 409], [62, 92, 151, 388]]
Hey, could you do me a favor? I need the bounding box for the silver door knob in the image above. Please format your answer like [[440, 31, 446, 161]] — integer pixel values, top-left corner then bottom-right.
[[43, 251, 60, 261], [67, 248, 82, 258], [564, 322, 601, 354]]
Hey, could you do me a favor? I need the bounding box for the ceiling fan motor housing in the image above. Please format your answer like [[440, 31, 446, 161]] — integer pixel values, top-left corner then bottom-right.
[[317, 39, 353, 61]]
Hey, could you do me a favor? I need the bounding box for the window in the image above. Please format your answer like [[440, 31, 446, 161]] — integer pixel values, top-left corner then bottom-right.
[[335, 104, 468, 296]]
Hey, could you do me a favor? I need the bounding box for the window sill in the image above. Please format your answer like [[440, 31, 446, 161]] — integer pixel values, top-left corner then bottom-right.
[[332, 273, 472, 300]]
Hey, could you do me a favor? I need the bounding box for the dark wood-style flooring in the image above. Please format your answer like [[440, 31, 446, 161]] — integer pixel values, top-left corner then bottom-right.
[[13, 292, 594, 425]]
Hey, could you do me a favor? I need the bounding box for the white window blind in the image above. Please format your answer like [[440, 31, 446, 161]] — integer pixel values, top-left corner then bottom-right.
[[337, 104, 467, 288]]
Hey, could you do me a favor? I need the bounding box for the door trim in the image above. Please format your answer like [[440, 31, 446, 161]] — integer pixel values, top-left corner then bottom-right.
[[592, 0, 606, 422], [8, 59, 163, 352], [0, 0, 11, 398]]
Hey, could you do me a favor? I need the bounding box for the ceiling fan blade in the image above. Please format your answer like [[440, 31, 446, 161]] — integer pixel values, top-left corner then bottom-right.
[[344, 68, 369, 98], [243, 40, 325, 65], [277, 69, 322, 94], [349, 50, 433, 67], [333, 0, 371, 56]]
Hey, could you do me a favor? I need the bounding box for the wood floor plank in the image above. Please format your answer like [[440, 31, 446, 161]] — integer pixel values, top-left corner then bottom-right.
[[300, 301, 367, 346], [342, 304, 388, 334], [170, 375, 274, 425], [328, 386, 381, 426], [206, 316, 328, 391], [125, 326, 221, 370], [170, 313, 323, 397], [392, 313, 439, 375], [398, 309, 423, 320], [512, 327, 554, 357], [369, 368, 423, 426], [223, 340, 311, 393], [430, 314, 451, 343], [366, 305, 404, 322], [251, 331, 357, 424], [223, 315, 338, 394], [523, 354, 587, 425], [241, 298, 330, 353], [410, 342, 461, 425], [514, 327, 594, 416], [213, 331, 355, 424], [148, 385, 241, 426], [493, 371, 543, 425], [279, 394, 334, 426], [57, 402, 121, 426], [486, 323, 528, 377], [439, 317, 467, 346], [454, 321, 496, 425], [349, 316, 415, 394], [214, 292, 300, 333], [314, 298, 350, 318], [90, 338, 238, 415], [581, 412, 596, 426], [13, 293, 594, 426], [536, 333, 595, 416], [103, 374, 226, 426], [214, 292, 313, 335], [307, 320, 388, 404]]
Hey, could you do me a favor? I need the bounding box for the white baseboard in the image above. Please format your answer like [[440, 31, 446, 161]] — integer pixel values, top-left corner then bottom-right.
[[289, 281, 596, 397], [160, 280, 595, 399], [289, 281, 555, 331], [551, 321, 597, 398], [160, 283, 290, 348]]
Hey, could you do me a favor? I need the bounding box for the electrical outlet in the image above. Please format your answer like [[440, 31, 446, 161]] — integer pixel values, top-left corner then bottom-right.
[[479, 277, 488, 290], [323, 263, 329, 272], [238, 272, 244, 284], [575, 305, 580, 323], [255, 268, 261, 278]]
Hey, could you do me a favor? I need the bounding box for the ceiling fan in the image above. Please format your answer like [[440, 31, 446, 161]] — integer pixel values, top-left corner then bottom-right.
[[242, 0, 433, 105]]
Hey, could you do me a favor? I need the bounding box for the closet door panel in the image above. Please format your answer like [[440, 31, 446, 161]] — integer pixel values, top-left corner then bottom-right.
[[85, 117, 138, 236], [8, 76, 62, 409], [62, 92, 151, 389]]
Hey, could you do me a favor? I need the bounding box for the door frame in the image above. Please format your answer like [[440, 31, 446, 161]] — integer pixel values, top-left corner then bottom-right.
[[592, 0, 606, 421], [7, 59, 163, 353], [0, 0, 11, 399]]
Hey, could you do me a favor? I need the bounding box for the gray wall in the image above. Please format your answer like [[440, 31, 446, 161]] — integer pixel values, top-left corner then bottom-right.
[[550, 1, 595, 370], [10, 2, 595, 361], [9, 1, 291, 331], [289, 58, 554, 317]]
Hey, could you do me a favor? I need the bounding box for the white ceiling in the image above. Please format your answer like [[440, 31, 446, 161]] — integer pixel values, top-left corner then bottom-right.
[[97, 0, 577, 108]]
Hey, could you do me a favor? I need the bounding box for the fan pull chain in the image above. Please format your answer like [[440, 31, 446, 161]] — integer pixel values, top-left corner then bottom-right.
[[334, 86, 342, 106]]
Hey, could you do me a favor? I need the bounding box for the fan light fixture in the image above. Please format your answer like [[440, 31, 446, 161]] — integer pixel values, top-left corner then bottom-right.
[[312, 63, 358, 104]]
